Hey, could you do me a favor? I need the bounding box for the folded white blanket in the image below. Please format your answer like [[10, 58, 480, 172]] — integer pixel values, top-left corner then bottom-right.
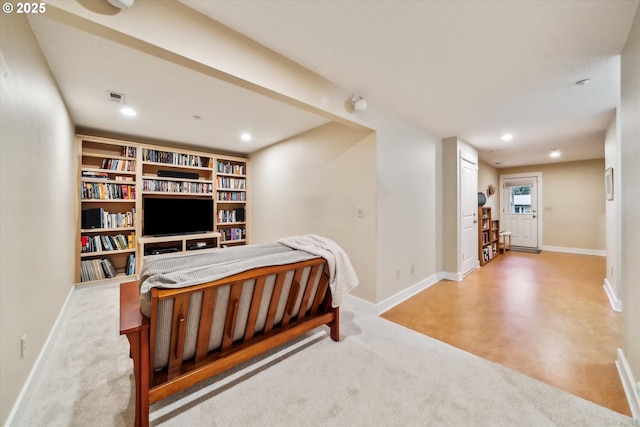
[[277, 234, 359, 307]]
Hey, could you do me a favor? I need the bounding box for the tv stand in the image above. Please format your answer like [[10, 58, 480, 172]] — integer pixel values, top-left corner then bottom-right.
[[138, 232, 221, 269]]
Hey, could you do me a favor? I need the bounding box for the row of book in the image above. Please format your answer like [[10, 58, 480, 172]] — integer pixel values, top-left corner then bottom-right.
[[219, 227, 246, 241], [81, 233, 135, 253], [81, 207, 135, 229], [217, 208, 245, 223], [216, 176, 246, 190], [217, 191, 246, 202], [101, 158, 135, 172], [142, 148, 209, 167], [142, 179, 213, 194], [121, 146, 137, 158], [80, 254, 135, 282], [216, 161, 246, 176], [81, 182, 136, 200]]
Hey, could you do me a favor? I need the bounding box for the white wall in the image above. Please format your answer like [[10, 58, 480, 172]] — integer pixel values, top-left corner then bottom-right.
[[375, 119, 442, 302], [250, 122, 377, 303], [604, 113, 620, 307], [0, 14, 75, 424], [620, 4, 640, 394]]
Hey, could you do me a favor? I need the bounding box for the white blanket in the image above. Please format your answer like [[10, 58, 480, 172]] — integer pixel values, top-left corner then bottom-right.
[[277, 234, 359, 307]]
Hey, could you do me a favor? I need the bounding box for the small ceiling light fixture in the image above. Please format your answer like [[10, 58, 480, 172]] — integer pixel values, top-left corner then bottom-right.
[[575, 79, 591, 86], [491, 149, 501, 154], [350, 94, 368, 112], [192, 115, 202, 121], [501, 133, 513, 141], [241, 133, 252, 142], [107, 0, 135, 9], [120, 107, 137, 117], [549, 149, 561, 158]]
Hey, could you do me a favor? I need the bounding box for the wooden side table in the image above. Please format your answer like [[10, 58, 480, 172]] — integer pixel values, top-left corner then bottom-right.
[[499, 231, 512, 253]]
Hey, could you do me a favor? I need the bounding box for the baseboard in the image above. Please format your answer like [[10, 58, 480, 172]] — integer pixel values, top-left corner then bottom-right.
[[542, 245, 606, 257], [345, 272, 445, 316], [5, 285, 76, 427], [441, 271, 463, 281], [603, 278, 622, 312], [616, 348, 640, 420]]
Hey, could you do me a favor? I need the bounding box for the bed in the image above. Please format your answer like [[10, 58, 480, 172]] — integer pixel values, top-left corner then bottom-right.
[[120, 236, 358, 427]]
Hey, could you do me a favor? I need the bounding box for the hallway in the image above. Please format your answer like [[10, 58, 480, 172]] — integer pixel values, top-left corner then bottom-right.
[[381, 251, 629, 416]]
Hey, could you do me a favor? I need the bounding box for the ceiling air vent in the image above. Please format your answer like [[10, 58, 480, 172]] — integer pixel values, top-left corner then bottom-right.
[[108, 91, 125, 104]]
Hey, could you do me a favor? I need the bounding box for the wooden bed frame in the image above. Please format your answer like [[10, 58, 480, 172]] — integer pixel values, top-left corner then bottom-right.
[[120, 257, 339, 427]]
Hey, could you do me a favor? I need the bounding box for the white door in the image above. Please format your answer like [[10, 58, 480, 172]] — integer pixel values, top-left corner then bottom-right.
[[502, 176, 539, 248], [461, 158, 478, 274]]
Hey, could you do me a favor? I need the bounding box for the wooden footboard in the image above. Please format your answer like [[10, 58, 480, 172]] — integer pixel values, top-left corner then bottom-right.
[[120, 258, 338, 427]]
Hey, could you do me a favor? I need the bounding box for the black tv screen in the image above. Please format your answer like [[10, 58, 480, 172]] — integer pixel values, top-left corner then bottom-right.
[[143, 198, 214, 236]]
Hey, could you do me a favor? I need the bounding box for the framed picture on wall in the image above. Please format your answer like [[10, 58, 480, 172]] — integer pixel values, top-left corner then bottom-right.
[[605, 167, 614, 201]]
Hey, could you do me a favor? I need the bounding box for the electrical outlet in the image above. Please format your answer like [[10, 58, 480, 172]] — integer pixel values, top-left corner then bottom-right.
[[357, 207, 364, 218], [396, 269, 400, 279], [411, 264, 415, 274], [21, 335, 27, 358]]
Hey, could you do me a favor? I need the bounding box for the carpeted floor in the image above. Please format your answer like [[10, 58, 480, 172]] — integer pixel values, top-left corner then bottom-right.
[[16, 282, 636, 426]]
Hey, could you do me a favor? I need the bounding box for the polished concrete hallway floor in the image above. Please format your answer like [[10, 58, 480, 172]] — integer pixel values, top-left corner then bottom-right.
[[381, 251, 630, 416]]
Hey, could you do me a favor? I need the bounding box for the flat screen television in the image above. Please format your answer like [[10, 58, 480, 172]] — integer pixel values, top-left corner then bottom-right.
[[143, 197, 214, 236]]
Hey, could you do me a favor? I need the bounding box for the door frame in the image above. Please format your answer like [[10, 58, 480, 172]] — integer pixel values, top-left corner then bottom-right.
[[460, 156, 479, 275], [499, 172, 543, 250]]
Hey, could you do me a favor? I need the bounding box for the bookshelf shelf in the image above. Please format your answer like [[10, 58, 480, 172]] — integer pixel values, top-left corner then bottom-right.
[[81, 248, 135, 257], [141, 161, 212, 171], [81, 227, 136, 233]]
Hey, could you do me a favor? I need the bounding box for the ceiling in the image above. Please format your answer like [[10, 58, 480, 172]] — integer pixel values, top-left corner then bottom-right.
[[180, 0, 638, 167], [27, 14, 330, 155], [29, 1, 638, 167]]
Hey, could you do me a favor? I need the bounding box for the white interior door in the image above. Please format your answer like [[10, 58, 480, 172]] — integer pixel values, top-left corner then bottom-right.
[[502, 177, 539, 248], [461, 158, 478, 274]]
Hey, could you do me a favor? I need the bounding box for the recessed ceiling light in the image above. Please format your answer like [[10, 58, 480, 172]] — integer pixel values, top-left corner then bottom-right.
[[501, 134, 513, 141], [549, 149, 561, 158], [120, 107, 136, 117], [241, 133, 252, 142], [575, 79, 591, 86]]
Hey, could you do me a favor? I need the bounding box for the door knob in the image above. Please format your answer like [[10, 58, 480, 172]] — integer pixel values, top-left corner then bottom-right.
[[473, 219, 478, 223], [532, 215, 537, 218]]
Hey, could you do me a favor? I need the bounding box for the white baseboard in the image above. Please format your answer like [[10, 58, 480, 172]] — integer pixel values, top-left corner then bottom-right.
[[5, 285, 76, 427], [441, 271, 463, 281], [603, 278, 621, 312], [542, 245, 606, 257], [345, 272, 445, 316], [616, 348, 640, 420]]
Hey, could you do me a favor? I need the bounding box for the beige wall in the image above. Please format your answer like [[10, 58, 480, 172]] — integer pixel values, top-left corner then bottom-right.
[[501, 159, 606, 251], [621, 4, 640, 391], [0, 14, 75, 424], [478, 161, 500, 219], [250, 123, 377, 303], [604, 114, 620, 303], [376, 120, 442, 302]]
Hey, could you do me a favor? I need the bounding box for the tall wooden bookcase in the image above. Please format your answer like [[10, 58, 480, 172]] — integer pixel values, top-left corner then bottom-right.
[[75, 135, 249, 285], [478, 206, 500, 266]]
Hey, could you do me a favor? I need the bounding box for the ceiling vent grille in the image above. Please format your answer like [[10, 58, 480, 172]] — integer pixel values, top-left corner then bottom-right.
[[108, 91, 125, 104]]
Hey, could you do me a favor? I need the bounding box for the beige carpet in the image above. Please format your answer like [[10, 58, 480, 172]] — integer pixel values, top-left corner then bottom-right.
[[16, 282, 636, 426]]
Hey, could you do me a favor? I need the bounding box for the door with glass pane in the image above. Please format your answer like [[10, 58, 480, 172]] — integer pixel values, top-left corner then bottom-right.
[[502, 176, 539, 248]]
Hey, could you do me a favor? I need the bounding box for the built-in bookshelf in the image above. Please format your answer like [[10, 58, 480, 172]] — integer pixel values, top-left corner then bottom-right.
[[215, 159, 248, 246], [478, 206, 500, 266], [76, 135, 250, 285], [78, 138, 138, 284]]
